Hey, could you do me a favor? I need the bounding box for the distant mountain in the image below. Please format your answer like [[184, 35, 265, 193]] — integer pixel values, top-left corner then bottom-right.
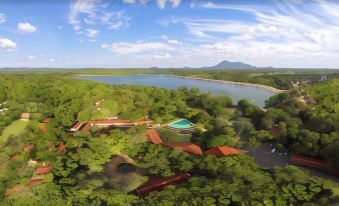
[[205, 60, 258, 69]]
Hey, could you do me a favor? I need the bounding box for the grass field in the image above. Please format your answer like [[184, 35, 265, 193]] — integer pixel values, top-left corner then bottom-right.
[[0, 120, 29, 145]]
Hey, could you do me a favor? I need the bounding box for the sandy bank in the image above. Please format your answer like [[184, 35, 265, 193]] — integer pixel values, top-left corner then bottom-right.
[[163, 74, 286, 93]]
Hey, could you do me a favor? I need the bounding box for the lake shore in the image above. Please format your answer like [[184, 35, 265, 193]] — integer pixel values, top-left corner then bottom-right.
[[163, 74, 286, 93]]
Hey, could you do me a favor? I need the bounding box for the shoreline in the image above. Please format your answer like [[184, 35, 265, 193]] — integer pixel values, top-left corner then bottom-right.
[[74, 73, 149, 77], [163, 74, 286, 93], [74, 73, 285, 93]]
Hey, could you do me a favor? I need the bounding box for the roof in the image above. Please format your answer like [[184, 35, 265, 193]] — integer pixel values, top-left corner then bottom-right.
[[205, 146, 240, 157], [57, 142, 65, 153], [136, 172, 191, 197], [23, 144, 34, 152], [10, 153, 20, 160], [81, 122, 92, 132], [93, 119, 133, 124], [21, 113, 30, 120], [147, 129, 163, 144], [39, 125, 48, 133], [28, 177, 44, 186], [71, 121, 83, 130], [162, 142, 203, 156], [290, 155, 328, 168], [42, 117, 52, 123], [35, 167, 52, 175], [4, 185, 26, 197]]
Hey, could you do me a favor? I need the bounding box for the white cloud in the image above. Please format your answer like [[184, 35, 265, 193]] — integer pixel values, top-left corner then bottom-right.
[[85, 29, 99, 37], [122, 0, 136, 4], [155, 0, 339, 68], [156, 0, 181, 9], [68, 0, 130, 35], [49, 58, 55, 62], [169, 0, 181, 8], [101, 41, 174, 54], [160, 35, 168, 40], [0, 38, 17, 51], [153, 53, 171, 60], [17, 22, 37, 33], [28, 56, 36, 60], [0, 13, 5, 24], [157, 0, 167, 9], [168, 39, 179, 44]]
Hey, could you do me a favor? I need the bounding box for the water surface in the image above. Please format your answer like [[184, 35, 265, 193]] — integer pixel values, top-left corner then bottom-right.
[[78, 74, 275, 106]]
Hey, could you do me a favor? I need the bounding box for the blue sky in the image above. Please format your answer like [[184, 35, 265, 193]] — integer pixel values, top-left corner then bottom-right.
[[1, 0, 339, 68]]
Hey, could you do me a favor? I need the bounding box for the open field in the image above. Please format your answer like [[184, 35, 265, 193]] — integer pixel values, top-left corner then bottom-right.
[[0, 120, 29, 145]]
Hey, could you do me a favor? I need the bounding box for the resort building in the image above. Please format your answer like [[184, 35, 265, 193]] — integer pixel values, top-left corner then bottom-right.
[[162, 142, 203, 156], [39, 125, 48, 133], [57, 142, 65, 153], [80, 119, 154, 132], [35, 167, 52, 175], [23, 144, 34, 152], [205, 146, 240, 157], [70, 121, 84, 132], [163, 119, 196, 134], [21, 113, 30, 121], [290, 155, 339, 176], [146, 129, 163, 144], [136, 172, 191, 197]]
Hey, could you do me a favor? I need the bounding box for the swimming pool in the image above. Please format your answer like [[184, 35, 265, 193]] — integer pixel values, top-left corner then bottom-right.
[[167, 119, 195, 129]]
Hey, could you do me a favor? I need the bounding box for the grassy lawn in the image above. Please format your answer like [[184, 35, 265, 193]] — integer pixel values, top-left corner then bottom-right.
[[0, 120, 29, 145]]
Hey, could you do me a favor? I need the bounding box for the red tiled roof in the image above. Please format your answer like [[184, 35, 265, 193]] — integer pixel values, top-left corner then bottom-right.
[[57, 142, 65, 153], [93, 119, 133, 124], [205, 146, 240, 157], [42, 118, 52, 123], [46, 141, 55, 148], [290, 155, 328, 169], [147, 129, 163, 144], [136, 172, 191, 197], [10, 153, 20, 160], [35, 167, 52, 175], [39, 125, 48, 133], [28, 177, 44, 187], [71, 121, 83, 129], [81, 122, 92, 132], [23, 144, 34, 152], [21, 113, 30, 120], [162, 142, 203, 156], [4, 185, 26, 197]]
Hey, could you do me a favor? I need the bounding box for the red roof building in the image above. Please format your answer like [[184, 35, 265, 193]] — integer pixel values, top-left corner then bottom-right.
[[21, 113, 30, 120], [147, 129, 163, 144], [35, 167, 52, 175], [290, 155, 328, 169], [23, 144, 34, 152], [39, 125, 48, 133], [70, 121, 83, 131], [28, 177, 44, 187], [10, 153, 20, 160], [162, 142, 203, 156], [81, 122, 92, 132], [57, 142, 65, 153], [136, 172, 191, 197], [205, 146, 240, 157], [42, 117, 52, 123], [4, 185, 26, 197]]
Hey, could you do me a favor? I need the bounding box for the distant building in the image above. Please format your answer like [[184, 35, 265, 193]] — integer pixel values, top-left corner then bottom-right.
[[146, 129, 163, 144], [205, 146, 240, 157], [21, 113, 30, 121], [39, 125, 48, 133], [136, 172, 191, 197], [162, 142, 203, 156], [35, 167, 52, 175], [23, 144, 34, 152], [57, 142, 65, 153]]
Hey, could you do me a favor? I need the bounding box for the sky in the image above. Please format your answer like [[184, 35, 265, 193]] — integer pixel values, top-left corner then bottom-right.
[[1, 0, 339, 68]]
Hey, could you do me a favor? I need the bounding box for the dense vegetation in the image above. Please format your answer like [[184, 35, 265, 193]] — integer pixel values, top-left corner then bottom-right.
[[0, 73, 338, 205]]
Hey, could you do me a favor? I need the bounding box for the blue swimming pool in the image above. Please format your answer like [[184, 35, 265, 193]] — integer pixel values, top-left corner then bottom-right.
[[167, 119, 194, 129]]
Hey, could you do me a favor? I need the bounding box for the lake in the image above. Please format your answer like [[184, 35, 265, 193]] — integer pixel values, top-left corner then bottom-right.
[[77, 74, 275, 106]]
